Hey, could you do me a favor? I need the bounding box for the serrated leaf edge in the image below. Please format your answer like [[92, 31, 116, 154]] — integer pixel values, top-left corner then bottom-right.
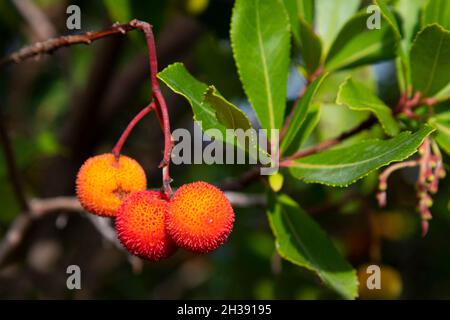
[[289, 126, 435, 187], [336, 76, 399, 136]]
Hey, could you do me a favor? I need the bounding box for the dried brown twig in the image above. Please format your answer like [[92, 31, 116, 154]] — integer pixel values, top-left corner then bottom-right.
[[0, 197, 81, 266], [0, 22, 138, 67], [0, 192, 265, 267]]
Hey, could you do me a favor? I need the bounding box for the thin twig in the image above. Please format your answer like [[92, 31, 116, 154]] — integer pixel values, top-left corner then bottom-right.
[[0, 22, 137, 67], [0, 192, 265, 267], [84, 215, 144, 273], [0, 215, 32, 266], [280, 139, 339, 166], [223, 191, 266, 207], [281, 117, 377, 166], [218, 166, 262, 191], [0, 196, 143, 269], [112, 102, 156, 158], [29, 196, 82, 215], [0, 197, 80, 266]]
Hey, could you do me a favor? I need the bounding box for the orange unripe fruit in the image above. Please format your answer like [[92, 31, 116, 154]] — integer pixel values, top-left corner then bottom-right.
[[115, 190, 177, 261], [76, 153, 147, 217], [166, 181, 234, 253]]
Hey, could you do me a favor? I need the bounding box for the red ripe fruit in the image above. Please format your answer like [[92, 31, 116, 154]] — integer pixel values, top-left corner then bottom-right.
[[166, 181, 235, 253], [115, 190, 176, 261]]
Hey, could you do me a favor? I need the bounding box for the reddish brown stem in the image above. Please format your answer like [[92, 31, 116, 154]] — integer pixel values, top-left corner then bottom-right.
[[378, 160, 419, 187], [131, 20, 173, 197], [112, 102, 156, 158], [394, 90, 439, 119], [130, 20, 159, 92], [376, 160, 419, 207], [154, 91, 174, 196], [377, 137, 446, 237], [280, 117, 376, 166], [0, 22, 137, 67], [153, 92, 172, 165], [280, 139, 338, 167]]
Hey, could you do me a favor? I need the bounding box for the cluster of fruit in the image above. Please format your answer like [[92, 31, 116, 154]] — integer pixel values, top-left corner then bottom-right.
[[76, 153, 235, 261]]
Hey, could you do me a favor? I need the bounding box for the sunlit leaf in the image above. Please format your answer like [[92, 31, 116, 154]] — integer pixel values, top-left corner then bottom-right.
[[158, 63, 252, 146], [422, 0, 450, 30], [410, 24, 450, 97], [325, 11, 397, 71], [231, 0, 290, 133], [289, 126, 434, 186], [336, 77, 399, 136], [316, 0, 360, 53], [429, 111, 450, 155]]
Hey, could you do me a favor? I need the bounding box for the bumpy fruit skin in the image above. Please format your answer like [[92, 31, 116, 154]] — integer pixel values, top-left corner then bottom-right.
[[116, 190, 177, 261], [76, 153, 147, 217], [167, 181, 235, 253]]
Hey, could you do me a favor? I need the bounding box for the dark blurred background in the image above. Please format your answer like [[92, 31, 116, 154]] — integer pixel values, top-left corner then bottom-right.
[[0, 0, 449, 299]]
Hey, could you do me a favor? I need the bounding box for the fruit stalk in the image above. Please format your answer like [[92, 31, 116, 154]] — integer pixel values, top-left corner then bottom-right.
[[131, 19, 174, 197], [112, 102, 156, 159]]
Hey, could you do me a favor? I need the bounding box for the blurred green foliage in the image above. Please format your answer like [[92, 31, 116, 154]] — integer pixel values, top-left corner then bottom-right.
[[0, 0, 449, 300]]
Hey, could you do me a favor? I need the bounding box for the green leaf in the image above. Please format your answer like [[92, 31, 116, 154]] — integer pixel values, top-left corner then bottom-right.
[[282, 0, 322, 75], [194, 34, 244, 99], [395, 0, 424, 46], [429, 111, 450, 155], [435, 128, 450, 155], [434, 82, 450, 103], [316, 0, 361, 54], [157, 63, 252, 141], [298, 18, 323, 75], [374, 0, 401, 38], [336, 77, 400, 136], [267, 193, 358, 299], [103, 0, 131, 22], [230, 0, 291, 132], [289, 126, 434, 186], [158, 63, 219, 130], [410, 24, 450, 97], [375, 0, 411, 93], [293, 104, 321, 151], [422, 0, 450, 30], [390, 0, 425, 94], [281, 75, 327, 155], [325, 11, 397, 71], [282, 0, 301, 44], [298, 0, 314, 24], [318, 103, 370, 141], [203, 86, 252, 130]]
